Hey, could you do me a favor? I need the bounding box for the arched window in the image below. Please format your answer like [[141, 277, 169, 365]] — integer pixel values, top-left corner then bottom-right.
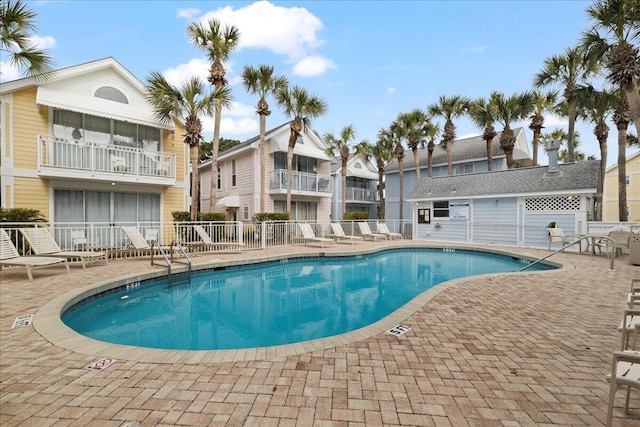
[[94, 86, 128, 104]]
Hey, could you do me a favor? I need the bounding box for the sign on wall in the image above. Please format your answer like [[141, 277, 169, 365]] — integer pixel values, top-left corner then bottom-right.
[[450, 200, 470, 221], [418, 208, 431, 224]]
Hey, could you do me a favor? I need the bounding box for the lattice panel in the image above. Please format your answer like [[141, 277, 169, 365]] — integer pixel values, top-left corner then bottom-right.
[[525, 196, 581, 212]]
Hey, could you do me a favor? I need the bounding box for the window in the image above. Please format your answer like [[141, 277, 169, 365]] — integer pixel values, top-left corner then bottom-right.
[[232, 159, 237, 186], [94, 86, 128, 104], [217, 165, 221, 189], [454, 163, 473, 175], [433, 201, 450, 218], [243, 206, 249, 220], [274, 201, 317, 221], [626, 175, 630, 185], [52, 109, 160, 152], [273, 152, 317, 173]]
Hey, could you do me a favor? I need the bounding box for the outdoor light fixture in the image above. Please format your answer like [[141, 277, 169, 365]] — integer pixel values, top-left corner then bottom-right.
[[452, 187, 457, 194]]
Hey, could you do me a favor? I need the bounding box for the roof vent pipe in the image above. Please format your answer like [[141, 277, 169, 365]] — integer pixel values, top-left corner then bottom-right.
[[543, 140, 563, 178]]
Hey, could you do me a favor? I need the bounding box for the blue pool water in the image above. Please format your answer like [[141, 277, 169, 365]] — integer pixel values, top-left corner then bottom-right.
[[63, 248, 551, 350]]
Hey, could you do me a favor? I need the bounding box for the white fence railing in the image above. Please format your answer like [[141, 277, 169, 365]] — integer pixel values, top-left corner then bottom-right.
[[38, 135, 176, 179], [345, 187, 377, 202], [271, 170, 331, 193]]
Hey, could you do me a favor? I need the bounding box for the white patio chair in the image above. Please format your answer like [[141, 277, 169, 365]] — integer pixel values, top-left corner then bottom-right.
[[328, 223, 363, 244], [377, 222, 403, 240], [0, 229, 70, 281], [607, 325, 640, 426], [357, 222, 387, 241], [297, 223, 335, 248], [20, 227, 107, 269]]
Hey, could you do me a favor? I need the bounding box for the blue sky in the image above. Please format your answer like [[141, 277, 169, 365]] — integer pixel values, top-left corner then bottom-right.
[[3, 0, 634, 167]]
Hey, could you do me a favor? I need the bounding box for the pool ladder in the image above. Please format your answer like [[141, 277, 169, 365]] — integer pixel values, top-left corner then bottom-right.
[[150, 240, 192, 284], [520, 235, 615, 272]]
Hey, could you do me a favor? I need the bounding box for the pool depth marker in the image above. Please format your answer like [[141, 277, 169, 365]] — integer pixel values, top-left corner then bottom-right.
[[386, 323, 411, 336]]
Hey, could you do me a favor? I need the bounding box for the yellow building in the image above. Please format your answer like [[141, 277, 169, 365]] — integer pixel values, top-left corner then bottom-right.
[[0, 57, 189, 229], [603, 150, 640, 221]]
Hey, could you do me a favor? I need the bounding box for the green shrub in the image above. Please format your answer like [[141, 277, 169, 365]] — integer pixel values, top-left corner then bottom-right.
[[253, 212, 290, 222], [344, 212, 369, 220], [172, 211, 191, 222], [198, 212, 226, 222], [0, 207, 45, 222]]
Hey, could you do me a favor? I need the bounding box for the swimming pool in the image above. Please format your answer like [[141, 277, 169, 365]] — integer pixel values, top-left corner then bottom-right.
[[62, 248, 552, 351]]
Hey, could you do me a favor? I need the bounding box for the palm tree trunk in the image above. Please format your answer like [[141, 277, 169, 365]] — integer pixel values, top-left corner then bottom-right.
[[287, 133, 296, 217], [596, 133, 607, 222], [446, 139, 453, 175], [190, 144, 199, 221], [617, 122, 628, 221], [341, 158, 347, 219], [427, 141, 434, 178], [486, 138, 493, 171], [377, 168, 385, 219], [259, 113, 266, 212], [398, 159, 404, 221], [623, 80, 640, 138], [209, 100, 222, 211], [567, 100, 577, 163], [532, 130, 540, 167], [413, 149, 421, 186]]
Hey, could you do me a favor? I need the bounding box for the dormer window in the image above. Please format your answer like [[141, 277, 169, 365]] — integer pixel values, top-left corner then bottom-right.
[[94, 86, 128, 104]]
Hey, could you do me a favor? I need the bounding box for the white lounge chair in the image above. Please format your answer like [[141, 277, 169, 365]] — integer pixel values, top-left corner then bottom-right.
[[607, 325, 640, 426], [20, 227, 107, 269], [297, 223, 335, 248], [191, 224, 244, 253], [0, 229, 70, 281], [377, 223, 403, 240], [357, 222, 387, 241], [327, 223, 363, 244]]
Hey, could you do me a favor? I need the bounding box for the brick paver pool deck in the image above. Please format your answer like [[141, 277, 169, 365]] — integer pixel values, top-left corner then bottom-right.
[[1, 241, 639, 426]]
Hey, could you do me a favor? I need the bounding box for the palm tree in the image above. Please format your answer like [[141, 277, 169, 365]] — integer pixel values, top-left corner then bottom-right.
[[242, 65, 288, 213], [541, 128, 591, 163], [528, 90, 559, 166], [424, 121, 439, 178], [324, 125, 366, 219], [428, 95, 469, 175], [468, 92, 500, 171], [393, 109, 434, 186], [146, 72, 223, 221], [534, 47, 596, 162], [575, 85, 615, 220], [188, 18, 241, 211], [582, 0, 640, 137], [275, 85, 327, 216], [0, 0, 54, 81], [355, 136, 395, 219], [612, 93, 630, 221], [495, 92, 533, 169]]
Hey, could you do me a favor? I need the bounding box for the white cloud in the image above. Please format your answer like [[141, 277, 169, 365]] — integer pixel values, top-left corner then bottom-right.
[[387, 87, 396, 95], [200, 1, 324, 60], [177, 8, 200, 19], [200, 116, 258, 138], [542, 113, 568, 127], [32, 35, 56, 50], [227, 101, 256, 117], [292, 55, 337, 77], [162, 58, 210, 86], [0, 61, 22, 83], [458, 132, 481, 140]]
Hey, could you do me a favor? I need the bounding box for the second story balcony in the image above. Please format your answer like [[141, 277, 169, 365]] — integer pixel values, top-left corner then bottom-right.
[[345, 187, 378, 203], [38, 135, 176, 186], [270, 169, 331, 197]]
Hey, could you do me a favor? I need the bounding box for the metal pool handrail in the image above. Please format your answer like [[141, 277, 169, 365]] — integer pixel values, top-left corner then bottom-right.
[[520, 235, 615, 272]]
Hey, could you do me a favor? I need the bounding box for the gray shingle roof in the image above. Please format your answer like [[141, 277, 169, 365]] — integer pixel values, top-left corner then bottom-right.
[[406, 160, 601, 200], [386, 128, 526, 172]]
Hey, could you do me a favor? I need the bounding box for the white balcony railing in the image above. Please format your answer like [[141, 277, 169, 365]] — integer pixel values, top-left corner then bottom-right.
[[345, 187, 377, 202], [38, 135, 176, 181], [270, 169, 331, 194]]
